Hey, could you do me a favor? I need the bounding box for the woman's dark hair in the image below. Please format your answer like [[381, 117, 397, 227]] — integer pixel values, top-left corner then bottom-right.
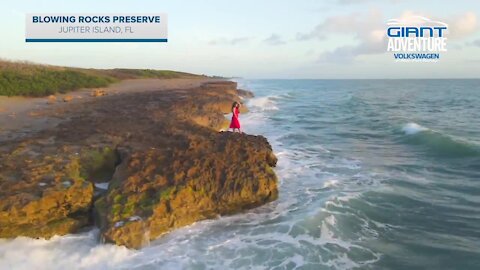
[[231, 101, 238, 111]]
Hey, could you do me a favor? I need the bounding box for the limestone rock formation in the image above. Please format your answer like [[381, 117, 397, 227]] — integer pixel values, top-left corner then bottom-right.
[[0, 145, 95, 238], [0, 81, 278, 248], [91, 89, 107, 97], [62, 95, 73, 102], [47, 95, 57, 104], [96, 132, 277, 248]]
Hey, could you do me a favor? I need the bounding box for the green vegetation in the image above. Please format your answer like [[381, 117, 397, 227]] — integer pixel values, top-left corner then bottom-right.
[[111, 194, 137, 221], [0, 60, 203, 97], [0, 63, 116, 96], [158, 186, 176, 201], [80, 147, 118, 182], [65, 158, 83, 181], [113, 194, 125, 204], [99, 69, 199, 80]]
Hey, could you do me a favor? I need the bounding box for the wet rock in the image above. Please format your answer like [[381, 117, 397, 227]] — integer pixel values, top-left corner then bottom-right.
[[237, 89, 254, 98]]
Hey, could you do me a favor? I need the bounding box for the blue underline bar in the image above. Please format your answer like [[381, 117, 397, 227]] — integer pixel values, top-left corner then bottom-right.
[[25, 38, 168, 42]]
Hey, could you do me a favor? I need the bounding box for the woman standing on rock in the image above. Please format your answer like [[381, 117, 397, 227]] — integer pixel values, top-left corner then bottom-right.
[[230, 101, 242, 133]]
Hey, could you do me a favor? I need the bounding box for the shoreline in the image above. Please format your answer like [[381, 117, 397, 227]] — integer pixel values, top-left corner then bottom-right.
[[0, 78, 220, 141], [0, 78, 278, 249]]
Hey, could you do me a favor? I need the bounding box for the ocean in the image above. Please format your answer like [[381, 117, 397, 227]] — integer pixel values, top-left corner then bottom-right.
[[1, 79, 480, 270]]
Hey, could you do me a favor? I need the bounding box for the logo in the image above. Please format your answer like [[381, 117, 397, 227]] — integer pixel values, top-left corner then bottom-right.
[[386, 16, 448, 62]]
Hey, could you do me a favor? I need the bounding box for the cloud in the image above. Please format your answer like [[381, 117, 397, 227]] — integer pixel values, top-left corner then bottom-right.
[[450, 43, 464, 50], [295, 9, 387, 63], [336, 0, 399, 5], [296, 9, 383, 41], [263, 34, 286, 46], [209, 37, 251, 46], [447, 12, 477, 39], [466, 39, 480, 47], [317, 37, 386, 63], [336, 0, 375, 4]]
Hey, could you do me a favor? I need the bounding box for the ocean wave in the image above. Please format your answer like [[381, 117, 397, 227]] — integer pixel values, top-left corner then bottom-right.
[[323, 179, 339, 188], [402, 122, 429, 135], [0, 229, 134, 270], [400, 122, 480, 157], [246, 96, 279, 111]]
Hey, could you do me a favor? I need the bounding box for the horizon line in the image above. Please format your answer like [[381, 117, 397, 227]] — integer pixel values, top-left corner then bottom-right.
[[238, 77, 480, 80]]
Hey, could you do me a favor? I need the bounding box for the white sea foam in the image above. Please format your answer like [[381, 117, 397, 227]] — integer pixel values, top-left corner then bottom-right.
[[0, 230, 134, 270], [94, 182, 109, 190], [323, 179, 339, 188], [247, 96, 279, 111], [402, 122, 429, 135]]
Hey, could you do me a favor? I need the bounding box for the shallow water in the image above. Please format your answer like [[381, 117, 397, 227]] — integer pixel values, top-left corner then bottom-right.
[[1, 79, 480, 270]]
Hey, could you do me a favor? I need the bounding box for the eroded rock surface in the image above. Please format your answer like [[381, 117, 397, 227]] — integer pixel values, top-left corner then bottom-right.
[[0, 81, 278, 248]]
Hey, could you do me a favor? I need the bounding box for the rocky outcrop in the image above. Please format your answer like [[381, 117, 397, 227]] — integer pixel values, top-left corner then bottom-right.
[[0, 143, 119, 238], [96, 132, 277, 248], [91, 89, 107, 97], [237, 89, 254, 98], [0, 145, 94, 238], [0, 81, 278, 248]]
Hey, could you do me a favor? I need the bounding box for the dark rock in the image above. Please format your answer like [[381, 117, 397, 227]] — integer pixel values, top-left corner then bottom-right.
[[237, 89, 254, 98]]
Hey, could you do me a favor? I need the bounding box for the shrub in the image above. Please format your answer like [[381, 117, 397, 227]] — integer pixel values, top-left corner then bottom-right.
[[0, 60, 202, 97]]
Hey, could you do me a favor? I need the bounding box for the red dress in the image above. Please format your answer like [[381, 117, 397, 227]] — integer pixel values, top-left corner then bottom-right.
[[229, 107, 241, 129]]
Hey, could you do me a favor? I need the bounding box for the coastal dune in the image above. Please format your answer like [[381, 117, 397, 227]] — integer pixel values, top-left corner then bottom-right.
[[0, 79, 278, 249]]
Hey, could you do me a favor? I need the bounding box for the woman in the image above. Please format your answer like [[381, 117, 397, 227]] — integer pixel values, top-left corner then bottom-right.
[[229, 101, 242, 133]]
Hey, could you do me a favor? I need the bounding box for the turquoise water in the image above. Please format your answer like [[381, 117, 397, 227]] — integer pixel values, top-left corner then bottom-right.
[[239, 79, 480, 269], [1, 79, 479, 270]]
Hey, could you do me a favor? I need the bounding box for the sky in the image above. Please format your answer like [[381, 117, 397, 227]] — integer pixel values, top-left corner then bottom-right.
[[1, 0, 480, 79]]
